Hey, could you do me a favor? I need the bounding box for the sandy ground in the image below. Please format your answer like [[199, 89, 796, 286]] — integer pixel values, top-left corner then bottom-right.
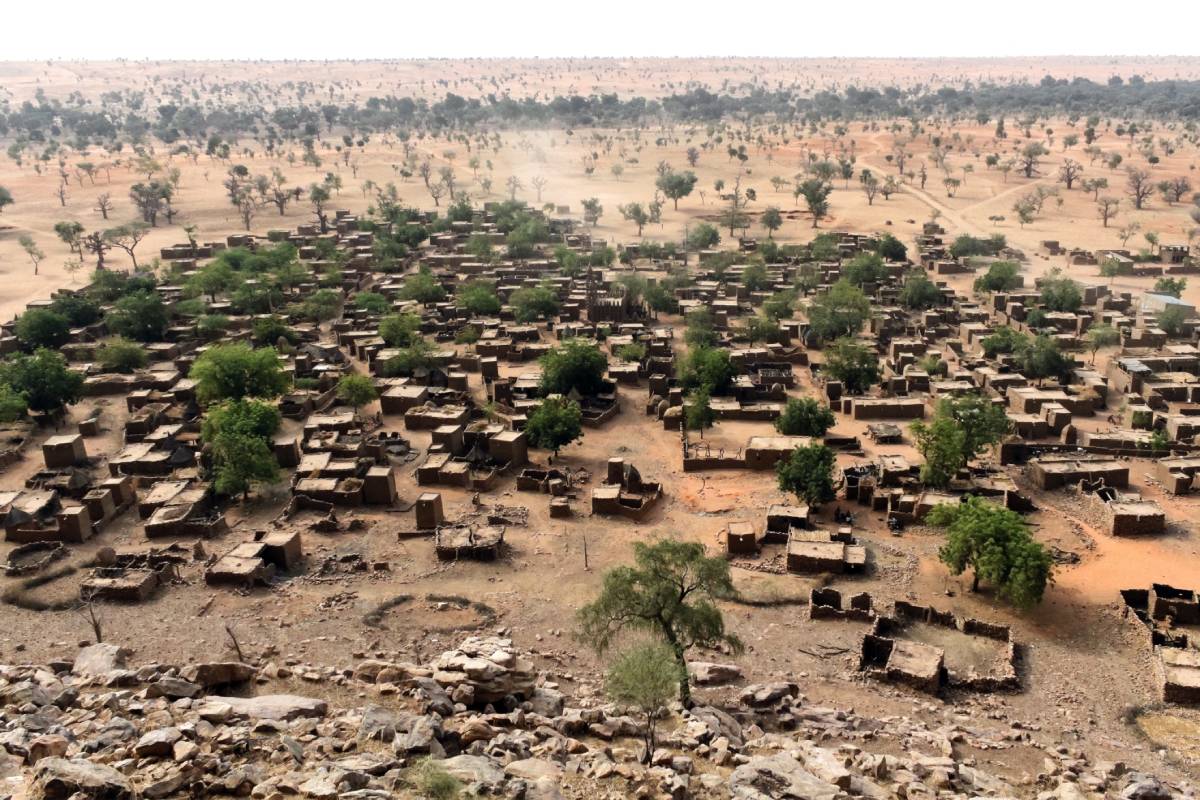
[[0, 60, 1199, 781]]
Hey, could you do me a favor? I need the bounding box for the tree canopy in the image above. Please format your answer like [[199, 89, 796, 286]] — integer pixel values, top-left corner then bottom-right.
[[927, 496, 1054, 609], [525, 396, 583, 455], [539, 339, 608, 397], [822, 337, 880, 394], [578, 539, 741, 705], [190, 342, 290, 405], [775, 397, 835, 437], [776, 442, 837, 507]]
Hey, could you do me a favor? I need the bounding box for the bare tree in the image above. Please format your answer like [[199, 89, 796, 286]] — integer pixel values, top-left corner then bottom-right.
[[505, 175, 523, 200], [1126, 168, 1153, 210], [1097, 197, 1120, 228], [531, 176, 548, 202], [94, 193, 113, 220], [1057, 159, 1083, 190]]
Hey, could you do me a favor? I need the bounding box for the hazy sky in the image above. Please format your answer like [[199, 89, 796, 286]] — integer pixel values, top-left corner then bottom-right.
[[5, 0, 1200, 60]]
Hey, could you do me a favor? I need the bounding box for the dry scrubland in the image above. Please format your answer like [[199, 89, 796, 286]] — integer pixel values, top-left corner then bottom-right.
[[0, 58, 1197, 798]]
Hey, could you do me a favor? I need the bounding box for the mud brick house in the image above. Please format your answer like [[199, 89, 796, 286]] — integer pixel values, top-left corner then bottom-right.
[[206, 531, 303, 587], [725, 521, 759, 555], [1157, 456, 1200, 493], [847, 397, 926, 421], [1028, 457, 1129, 490], [785, 529, 866, 574], [42, 435, 88, 469]]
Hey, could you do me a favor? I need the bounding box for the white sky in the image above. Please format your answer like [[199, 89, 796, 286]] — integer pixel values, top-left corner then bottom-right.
[[4, 0, 1200, 60]]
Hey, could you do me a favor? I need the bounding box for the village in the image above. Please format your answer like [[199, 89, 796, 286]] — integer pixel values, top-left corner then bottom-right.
[[0, 54, 1198, 800]]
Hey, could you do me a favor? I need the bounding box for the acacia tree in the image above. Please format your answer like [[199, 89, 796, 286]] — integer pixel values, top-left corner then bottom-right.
[[0, 186, 13, 213], [606, 643, 679, 763], [578, 539, 742, 706], [928, 496, 1054, 609], [797, 179, 831, 228], [655, 170, 698, 210], [760, 206, 783, 238], [103, 223, 150, 269]]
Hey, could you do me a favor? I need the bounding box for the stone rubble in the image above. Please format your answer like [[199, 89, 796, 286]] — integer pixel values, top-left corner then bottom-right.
[[0, 635, 1192, 800]]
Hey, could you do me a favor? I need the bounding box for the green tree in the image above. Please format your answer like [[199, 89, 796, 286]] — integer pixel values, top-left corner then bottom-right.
[[457, 282, 502, 315], [684, 308, 719, 349], [912, 395, 1010, 487], [0, 383, 27, 423], [606, 643, 680, 762], [511, 284, 560, 323], [107, 291, 169, 342], [776, 443, 837, 507], [15, 309, 71, 350], [1015, 335, 1073, 385], [898, 271, 942, 310], [525, 396, 583, 455], [1085, 324, 1120, 364], [876, 233, 907, 261], [197, 315, 231, 342], [760, 206, 783, 238], [354, 292, 391, 315], [209, 431, 280, 501], [655, 170, 698, 210], [97, 338, 148, 373], [0, 186, 12, 213], [927, 496, 1053, 608], [337, 373, 378, 416], [842, 252, 886, 287], [687, 223, 721, 250], [745, 314, 782, 345], [619, 202, 650, 236], [400, 268, 447, 304], [1039, 271, 1082, 312], [684, 386, 716, 437], [775, 397, 835, 437], [299, 288, 342, 322], [822, 337, 879, 394], [1154, 277, 1187, 298], [190, 342, 290, 405], [806, 280, 871, 342], [797, 179, 832, 227], [189, 261, 236, 302], [253, 316, 297, 347], [0, 349, 83, 414], [379, 312, 423, 347], [1158, 304, 1190, 337], [973, 260, 1023, 292], [678, 346, 736, 394], [911, 415, 966, 488], [741, 263, 770, 292], [578, 539, 742, 706], [763, 289, 797, 321], [539, 339, 607, 396], [980, 326, 1029, 357], [50, 294, 102, 327]]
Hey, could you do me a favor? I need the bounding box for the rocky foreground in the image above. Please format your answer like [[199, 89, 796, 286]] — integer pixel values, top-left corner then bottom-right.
[[0, 635, 1191, 800]]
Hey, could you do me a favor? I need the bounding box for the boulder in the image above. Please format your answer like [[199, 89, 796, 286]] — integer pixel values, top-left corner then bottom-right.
[[505, 758, 563, 782], [26, 734, 68, 764], [689, 662, 744, 686], [738, 682, 799, 708], [146, 677, 202, 699], [134, 727, 182, 758], [33, 757, 134, 800], [206, 694, 328, 721], [181, 662, 255, 687], [72, 644, 128, 677], [729, 753, 842, 800], [440, 754, 505, 791]]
